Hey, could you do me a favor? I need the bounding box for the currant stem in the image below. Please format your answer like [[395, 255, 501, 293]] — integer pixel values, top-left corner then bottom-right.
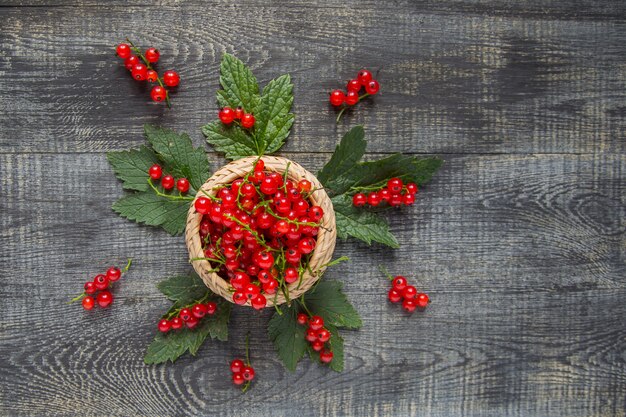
[[122, 258, 133, 273], [378, 264, 394, 281], [241, 332, 252, 393], [125, 38, 172, 108], [67, 292, 86, 304], [335, 93, 371, 123], [148, 179, 194, 201], [298, 296, 314, 317]]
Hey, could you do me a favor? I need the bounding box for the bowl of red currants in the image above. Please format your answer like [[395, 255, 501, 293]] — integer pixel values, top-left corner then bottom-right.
[[185, 156, 337, 309]]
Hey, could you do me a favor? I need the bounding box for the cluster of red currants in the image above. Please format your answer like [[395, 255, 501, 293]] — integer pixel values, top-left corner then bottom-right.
[[72, 261, 130, 310], [157, 301, 218, 332], [352, 177, 418, 207], [193, 160, 323, 310], [218, 106, 256, 129], [230, 358, 255, 386], [388, 275, 430, 313], [149, 164, 190, 193], [115, 40, 180, 104], [297, 313, 334, 364], [329, 69, 380, 108]]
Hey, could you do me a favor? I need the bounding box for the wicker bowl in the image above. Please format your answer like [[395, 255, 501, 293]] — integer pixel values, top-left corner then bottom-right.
[[185, 156, 337, 308]]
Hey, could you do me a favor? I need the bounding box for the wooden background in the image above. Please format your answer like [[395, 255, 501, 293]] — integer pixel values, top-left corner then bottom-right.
[[1, 1, 625, 416]]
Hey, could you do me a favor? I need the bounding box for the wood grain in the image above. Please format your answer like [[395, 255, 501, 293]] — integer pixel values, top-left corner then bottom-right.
[[1, 1, 625, 416]]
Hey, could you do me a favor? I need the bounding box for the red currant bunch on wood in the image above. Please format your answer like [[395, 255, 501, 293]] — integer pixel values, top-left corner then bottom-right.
[[352, 178, 418, 208], [329, 68, 380, 122], [381, 266, 430, 313], [148, 164, 190, 194], [230, 334, 255, 391], [115, 38, 180, 107], [69, 259, 132, 310], [157, 300, 218, 332], [218, 106, 256, 129], [298, 313, 335, 364]]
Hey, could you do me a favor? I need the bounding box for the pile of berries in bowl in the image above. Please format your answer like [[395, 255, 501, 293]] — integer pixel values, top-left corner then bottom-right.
[[185, 156, 337, 309]]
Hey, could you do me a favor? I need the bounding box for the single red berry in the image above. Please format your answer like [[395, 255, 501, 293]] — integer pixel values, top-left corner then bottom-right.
[[352, 193, 367, 207], [158, 319, 171, 332], [347, 79, 361, 92], [124, 55, 139, 70], [403, 285, 417, 299], [230, 359, 244, 373], [149, 164, 162, 180], [161, 174, 175, 190], [131, 63, 148, 81], [357, 69, 373, 85], [145, 47, 160, 63], [387, 178, 403, 193], [116, 43, 131, 59], [254, 159, 265, 172], [416, 293, 429, 308], [317, 329, 331, 343], [392, 276, 407, 291], [389, 193, 403, 207], [260, 177, 279, 195], [379, 188, 391, 201], [309, 206, 324, 221], [305, 328, 317, 342], [406, 182, 418, 194], [185, 316, 198, 329], [309, 315, 324, 331], [106, 267, 121, 282], [244, 284, 261, 300], [96, 290, 113, 308], [297, 313, 308, 325], [345, 90, 359, 106], [93, 274, 109, 290], [297, 179, 312, 193], [251, 294, 266, 310], [232, 372, 245, 385], [150, 85, 167, 102], [171, 317, 183, 329], [402, 298, 417, 313], [388, 288, 402, 303], [194, 197, 211, 215], [146, 69, 158, 82], [365, 79, 380, 95], [241, 113, 255, 129], [320, 349, 334, 363], [329, 90, 345, 107], [84, 281, 97, 295], [163, 70, 180, 87], [205, 301, 217, 315], [176, 178, 190, 193], [234, 106, 244, 120], [82, 296, 95, 310], [311, 340, 325, 352], [233, 291, 247, 305], [219, 107, 235, 124], [242, 366, 255, 381], [262, 278, 278, 294], [367, 192, 381, 207], [254, 251, 274, 270], [284, 267, 299, 284], [403, 193, 415, 206], [192, 303, 207, 318], [179, 308, 192, 322]]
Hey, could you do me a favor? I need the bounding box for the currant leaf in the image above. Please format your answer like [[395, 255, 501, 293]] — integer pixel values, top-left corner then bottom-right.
[[317, 125, 366, 191], [112, 192, 188, 236], [268, 304, 308, 372], [107, 145, 160, 192], [254, 74, 295, 155], [304, 280, 362, 329], [217, 53, 260, 113], [201, 121, 259, 160]]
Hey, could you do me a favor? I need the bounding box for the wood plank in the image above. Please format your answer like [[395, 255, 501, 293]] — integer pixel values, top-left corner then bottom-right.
[[1, 5, 625, 155], [1, 151, 624, 416]]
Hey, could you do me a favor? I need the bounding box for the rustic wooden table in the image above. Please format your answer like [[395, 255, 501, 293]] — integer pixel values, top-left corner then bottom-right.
[[1, 1, 625, 416]]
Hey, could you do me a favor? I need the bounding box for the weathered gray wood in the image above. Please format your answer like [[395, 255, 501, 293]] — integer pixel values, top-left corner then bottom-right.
[[1, 1, 625, 416]]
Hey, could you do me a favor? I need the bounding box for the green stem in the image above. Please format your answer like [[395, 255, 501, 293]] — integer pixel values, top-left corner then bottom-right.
[[224, 215, 271, 250], [298, 296, 313, 317], [126, 38, 171, 108], [378, 264, 394, 281], [148, 179, 194, 201], [67, 292, 86, 304], [335, 93, 371, 123], [241, 333, 252, 393], [122, 258, 132, 273]]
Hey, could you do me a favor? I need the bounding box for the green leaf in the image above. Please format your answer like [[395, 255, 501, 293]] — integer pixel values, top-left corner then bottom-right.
[[306, 323, 344, 372], [254, 74, 295, 155], [107, 145, 160, 192], [201, 121, 259, 160], [268, 304, 308, 372], [143, 125, 211, 191], [304, 280, 362, 329], [346, 155, 443, 192], [157, 273, 209, 306], [317, 126, 366, 189], [112, 191, 188, 236], [331, 194, 400, 248], [217, 53, 260, 112]]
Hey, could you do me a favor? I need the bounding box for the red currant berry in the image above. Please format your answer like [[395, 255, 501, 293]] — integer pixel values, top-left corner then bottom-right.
[[232, 372, 245, 385], [233, 291, 247, 305], [357, 69, 373, 85], [263, 278, 278, 294], [149, 164, 162, 180], [402, 298, 417, 313], [146, 69, 158, 82], [379, 188, 391, 201], [251, 294, 266, 310], [179, 308, 192, 321], [219, 107, 235, 124], [161, 174, 175, 190], [241, 113, 255, 129], [365, 79, 380, 95], [298, 238, 315, 255], [403, 285, 417, 299], [254, 159, 265, 172], [297, 313, 308, 325], [84, 281, 97, 295], [284, 267, 299, 284], [352, 193, 367, 207], [205, 301, 217, 315], [309, 315, 324, 331], [387, 178, 403, 193], [309, 206, 324, 221], [329, 90, 345, 106], [106, 267, 121, 282], [392, 276, 407, 291], [320, 349, 334, 363], [194, 197, 212, 215], [131, 63, 148, 81], [192, 303, 207, 318], [367, 192, 381, 207], [124, 55, 139, 70], [116, 43, 131, 59], [416, 293, 429, 308], [230, 358, 244, 373], [311, 340, 325, 352], [347, 79, 361, 92], [185, 316, 199, 329], [345, 90, 359, 106], [260, 177, 279, 195], [388, 288, 402, 303], [163, 70, 180, 87], [389, 194, 403, 207], [403, 193, 415, 206], [150, 85, 167, 102], [82, 296, 95, 310], [244, 284, 261, 300], [297, 179, 312, 193], [242, 366, 255, 381], [305, 328, 317, 342], [93, 274, 109, 290], [158, 319, 171, 332], [406, 182, 418, 194], [171, 317, 183, 329], [234, 106, 244, 120], [176, 178, 190, 193], [254, 251, 274, 270], [145, 47, 160, 63], [317, 328, 331, 343], [96, 290, 113, 308]]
